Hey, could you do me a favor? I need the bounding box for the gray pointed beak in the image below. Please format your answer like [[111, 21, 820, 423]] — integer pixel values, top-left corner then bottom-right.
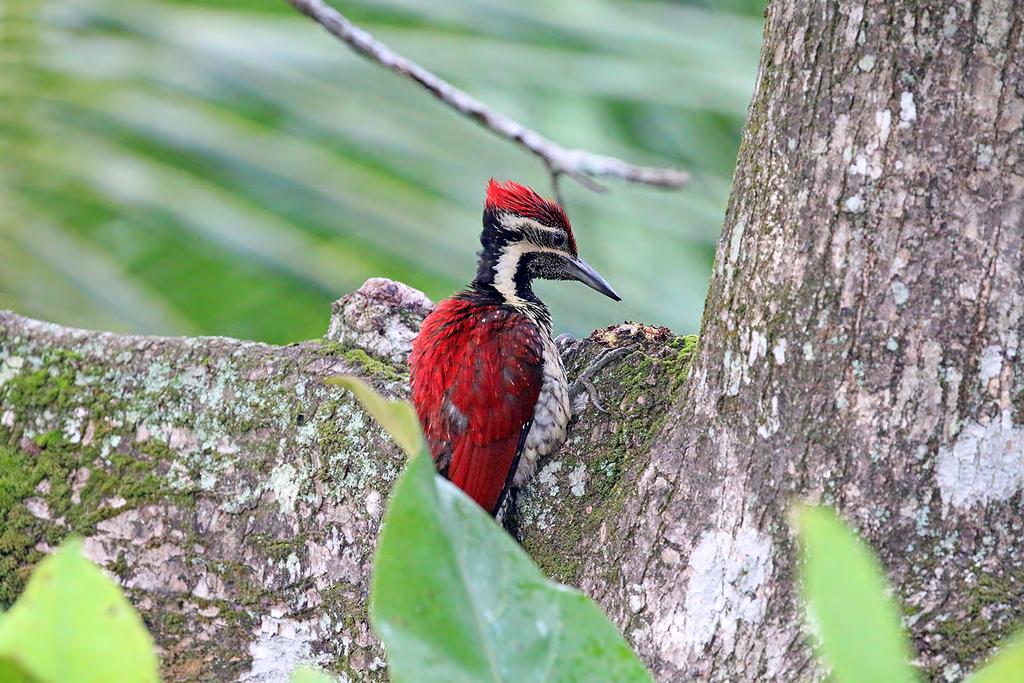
[[562, 256, 621, 301]]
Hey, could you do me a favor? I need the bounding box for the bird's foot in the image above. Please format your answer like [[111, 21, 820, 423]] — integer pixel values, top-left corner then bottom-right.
[[569, 345, 634, 415]]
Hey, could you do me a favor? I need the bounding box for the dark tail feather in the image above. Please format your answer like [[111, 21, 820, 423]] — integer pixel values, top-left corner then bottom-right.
[[492, 420, 532, 516], [499, 486, 522, 543]]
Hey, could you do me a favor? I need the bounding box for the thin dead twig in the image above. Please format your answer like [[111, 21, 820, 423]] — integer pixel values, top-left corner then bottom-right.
[[284, 0, 690, 200]]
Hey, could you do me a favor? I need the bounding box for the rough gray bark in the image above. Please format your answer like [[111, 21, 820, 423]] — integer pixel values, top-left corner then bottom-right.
[[0, 278, 689, 682], [564, 1, 1022, 680]]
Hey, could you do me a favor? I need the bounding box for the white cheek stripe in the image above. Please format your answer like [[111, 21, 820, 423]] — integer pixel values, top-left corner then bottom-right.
[[492, 243, 561, 307], [492, 243, 530, 306]]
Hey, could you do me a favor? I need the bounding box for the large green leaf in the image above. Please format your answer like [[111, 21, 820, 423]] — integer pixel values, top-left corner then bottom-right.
[[0, 539, 159, 683], [968, 633, 1024, 683], [0, 658, 40, 683], [795, 505, 917, 683], [371, 453, 652, 683], [291, 665, 337, 683]]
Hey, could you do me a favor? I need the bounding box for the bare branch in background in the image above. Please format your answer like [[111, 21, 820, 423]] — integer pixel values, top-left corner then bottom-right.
[[284, 0, 690, 201]]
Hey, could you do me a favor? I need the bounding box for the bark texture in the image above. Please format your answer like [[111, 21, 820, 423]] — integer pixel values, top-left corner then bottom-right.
[[0, 278, 690, 682], [571, 1, 1023, 680], [2, 2, 1023, 681]]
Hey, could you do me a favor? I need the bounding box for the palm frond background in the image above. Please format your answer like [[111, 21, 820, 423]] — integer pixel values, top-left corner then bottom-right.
[[0, 0, 763, 343]]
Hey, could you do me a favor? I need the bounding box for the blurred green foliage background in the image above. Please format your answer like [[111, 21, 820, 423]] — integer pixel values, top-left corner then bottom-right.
[[0, 0, 762, 344]]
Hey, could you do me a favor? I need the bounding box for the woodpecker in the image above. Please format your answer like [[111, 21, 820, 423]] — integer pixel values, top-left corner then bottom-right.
[[409, 179, 620, 516]]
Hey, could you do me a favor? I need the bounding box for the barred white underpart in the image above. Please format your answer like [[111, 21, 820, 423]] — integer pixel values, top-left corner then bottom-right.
[[513, 321, 570, 486]]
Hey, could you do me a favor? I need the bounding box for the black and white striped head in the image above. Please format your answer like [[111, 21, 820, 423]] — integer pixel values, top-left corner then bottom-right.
[[473, 179, 620, 307]]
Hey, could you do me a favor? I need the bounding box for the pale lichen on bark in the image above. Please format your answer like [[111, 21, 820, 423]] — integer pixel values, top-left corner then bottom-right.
[[0, 278, 688, 682], [0, 280, 419, 681], [603, 1, 1024, 680]]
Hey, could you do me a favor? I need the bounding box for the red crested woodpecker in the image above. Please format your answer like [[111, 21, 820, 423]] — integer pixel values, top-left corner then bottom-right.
[[409, 179, 620, 516]]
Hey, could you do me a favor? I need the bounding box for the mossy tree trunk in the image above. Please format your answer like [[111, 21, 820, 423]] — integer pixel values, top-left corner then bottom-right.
[[577, 0, 1022, 680]]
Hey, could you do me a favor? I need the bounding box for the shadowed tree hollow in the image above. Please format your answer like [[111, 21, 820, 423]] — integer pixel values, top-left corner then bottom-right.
[[0, 0, 1022, 681]]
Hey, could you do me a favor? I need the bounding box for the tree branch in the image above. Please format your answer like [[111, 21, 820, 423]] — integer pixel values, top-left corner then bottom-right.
[[284, 0, 690, 197], [0, 279, 687, 681]]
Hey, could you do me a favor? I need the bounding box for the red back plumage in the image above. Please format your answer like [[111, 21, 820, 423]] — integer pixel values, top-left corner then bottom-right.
[[409, 297, 544, 514], [485, 179, 577, 254]]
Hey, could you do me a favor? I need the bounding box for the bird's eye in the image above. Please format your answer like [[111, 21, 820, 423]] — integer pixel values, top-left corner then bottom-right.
[[552, 232, 567, 248]]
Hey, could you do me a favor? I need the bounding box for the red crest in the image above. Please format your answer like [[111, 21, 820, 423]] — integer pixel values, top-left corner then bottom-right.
[[485, 179, 576, 252]]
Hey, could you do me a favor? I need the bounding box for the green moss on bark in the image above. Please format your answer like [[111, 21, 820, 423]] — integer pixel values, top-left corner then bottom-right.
[[932, 569, 1024, 669], [316, 339, 409, 383], [521, 330, 697, 583], [2, 311, 685, 681], [0, 348, 171, 605]]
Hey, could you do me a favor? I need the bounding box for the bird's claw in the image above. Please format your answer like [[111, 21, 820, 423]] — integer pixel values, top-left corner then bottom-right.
[[579, 375, 610, 414], [569, 345, 634, 415]]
